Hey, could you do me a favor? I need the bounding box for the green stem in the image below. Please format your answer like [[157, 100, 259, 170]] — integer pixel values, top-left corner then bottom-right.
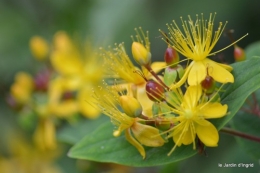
[[220, 127, 260, 143]]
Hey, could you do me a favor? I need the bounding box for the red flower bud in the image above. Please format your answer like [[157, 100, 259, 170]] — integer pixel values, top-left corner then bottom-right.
[[234, 45, 246, 62], [146, 80, 164, 101], [201, 76, 216, 95], [164, 47, 179, 66]]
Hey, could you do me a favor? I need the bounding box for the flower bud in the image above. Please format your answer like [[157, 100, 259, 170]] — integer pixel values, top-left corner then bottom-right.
[[34, 69, 51, 92], [164, 47, 179, 66], [234, 45, 246, 62], [146, 80, 164, 101], [155, 117, 171, 131], [201, 76, 216, 95], [11, 72, 34, 103], [119, 95, 142, 118], [132, 42, 151, 66], [164, 65, 184, 86], [30, 36, 49, 60]]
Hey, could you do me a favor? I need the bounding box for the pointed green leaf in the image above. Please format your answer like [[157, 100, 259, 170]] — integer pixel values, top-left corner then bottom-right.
[[211, 57, 260, 129], [245, 41, 260, 59], [68, 122, 197, 167]]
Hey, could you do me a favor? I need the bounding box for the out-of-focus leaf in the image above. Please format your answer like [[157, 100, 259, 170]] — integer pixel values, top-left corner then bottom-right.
[[245, 41, 260, 59]]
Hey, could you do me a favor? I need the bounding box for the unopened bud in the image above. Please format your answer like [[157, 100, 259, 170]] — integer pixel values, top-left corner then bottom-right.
[[34, 70, 51, 92], [120, 95, 142, 118], [164, 47, 179, 66], [155, 117, 171, 131], [11, 72, 34, 103], [132, 42, 151, 66], [30, 36, 49, 60], [146, 80, 164, 101], [234, 45, 246, 62], [201, 76, 216, 95], [164, 65, 184, 86]]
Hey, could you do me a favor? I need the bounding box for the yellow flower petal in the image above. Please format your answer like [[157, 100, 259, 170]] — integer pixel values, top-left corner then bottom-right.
[[216, 61, 233, 72], [172, 121, 195, 146], [204, 58, 234, 83], [195, 120, 219, 147], [183, 85, 202, 109], [172, 123, 185, 147], [125, 128, 145, 159], [181, 127, 194, 145], [51, 51, 83, 76], [188, 61, 207, 85], [131, 122, 165, 147], [151, 61, 166, 73], [136, 84, 154, 117], [200, 103, 227, 119], [78, 87, 100, 119]]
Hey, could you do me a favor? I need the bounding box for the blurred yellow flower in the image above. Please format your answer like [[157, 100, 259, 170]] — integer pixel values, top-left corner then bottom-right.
[[32, 76, 79, 150], [30, 36, 49, 60], [50, 31, 103, 118], [160, 13, 234, 87], [33, 117, 57, 151], [0, 135, 61, 173]]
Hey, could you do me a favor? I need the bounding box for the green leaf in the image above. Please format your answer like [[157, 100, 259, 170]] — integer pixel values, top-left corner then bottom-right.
[[68, 122, 197, 167], [211, 57, 260, 129], [68, 57, 260, 166], [230, 111, 260, 160], [245, 41, 260, 59], [57, 115, 108, 145]]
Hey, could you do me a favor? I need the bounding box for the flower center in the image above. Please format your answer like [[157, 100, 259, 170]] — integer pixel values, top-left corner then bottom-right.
[[184, 109, 193, 119]]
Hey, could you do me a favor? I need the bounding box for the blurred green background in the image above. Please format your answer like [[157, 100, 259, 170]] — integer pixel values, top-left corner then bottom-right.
[[0, 0, 260, 172]]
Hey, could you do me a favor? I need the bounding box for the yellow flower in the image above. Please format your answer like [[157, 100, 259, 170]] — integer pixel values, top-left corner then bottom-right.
[[33, 77, 79, 150], [160, 13, 235, 87], [93, 84, 165, 159], [47, 77, 79, 118], [30, 36, 49, 60], [165, 85, 227, 156], [50, 31, 103, 118]]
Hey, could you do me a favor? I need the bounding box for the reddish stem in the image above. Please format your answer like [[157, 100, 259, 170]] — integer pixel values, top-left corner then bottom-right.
[[144, 65, 169, 90], [220, 127, 260, 143]]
